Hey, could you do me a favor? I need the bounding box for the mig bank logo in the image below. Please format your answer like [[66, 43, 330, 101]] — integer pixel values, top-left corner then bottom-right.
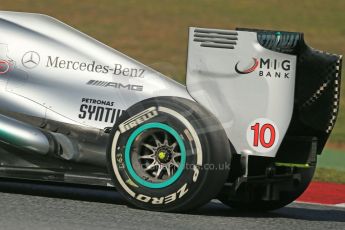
[[235, 58, 259, 74], [235, 57, 292, 79]]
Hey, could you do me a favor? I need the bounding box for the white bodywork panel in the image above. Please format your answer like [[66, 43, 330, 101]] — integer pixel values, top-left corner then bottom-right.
[[187, 28, 297, 157]]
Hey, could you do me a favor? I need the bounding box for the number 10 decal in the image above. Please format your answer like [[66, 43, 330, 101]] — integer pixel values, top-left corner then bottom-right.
[[246, 118, 279, 153]]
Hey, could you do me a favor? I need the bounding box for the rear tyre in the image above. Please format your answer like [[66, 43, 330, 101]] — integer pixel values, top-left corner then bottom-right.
[[107, 97, 231, 212], [219, 167, 315, 211]]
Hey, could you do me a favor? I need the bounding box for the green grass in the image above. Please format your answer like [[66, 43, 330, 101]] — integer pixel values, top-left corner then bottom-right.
[[318, 149, 345, 171], [1, 0, 345, 142], [313, 148, 345, 183], [314, 168, 345, 184]]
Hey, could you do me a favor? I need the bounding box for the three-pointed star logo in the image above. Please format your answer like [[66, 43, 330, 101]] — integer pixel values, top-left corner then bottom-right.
[[22, 51, 40, 69]]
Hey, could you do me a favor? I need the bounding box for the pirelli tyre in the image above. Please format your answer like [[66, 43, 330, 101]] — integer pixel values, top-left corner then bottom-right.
[[219, 167, 315, 211], [106, 97, 231, 212]]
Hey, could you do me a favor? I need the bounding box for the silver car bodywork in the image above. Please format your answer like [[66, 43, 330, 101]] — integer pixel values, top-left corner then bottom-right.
[[0, 11, 192, 129], [0, 11, 341, 187]]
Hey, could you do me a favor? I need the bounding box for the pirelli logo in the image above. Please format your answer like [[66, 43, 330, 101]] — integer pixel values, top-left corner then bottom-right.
[[119, 107, 158, 133], [86, 80, 144, 91]]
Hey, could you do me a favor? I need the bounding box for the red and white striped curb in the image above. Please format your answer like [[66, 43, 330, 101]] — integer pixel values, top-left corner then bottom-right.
[[296, 181, 345, 207]]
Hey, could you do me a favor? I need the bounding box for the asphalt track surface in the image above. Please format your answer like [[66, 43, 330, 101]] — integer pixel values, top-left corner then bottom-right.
[[0, 179, 344, 230]]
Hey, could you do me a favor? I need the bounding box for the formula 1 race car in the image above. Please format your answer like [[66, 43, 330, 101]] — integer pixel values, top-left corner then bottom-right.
[[0, 11, 342, 212]]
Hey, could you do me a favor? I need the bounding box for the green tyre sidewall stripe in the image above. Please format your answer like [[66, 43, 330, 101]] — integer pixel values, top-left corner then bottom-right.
[[124, 122, 186, 189]]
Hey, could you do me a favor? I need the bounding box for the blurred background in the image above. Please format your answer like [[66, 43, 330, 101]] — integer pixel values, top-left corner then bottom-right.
[[1, 0, 344, 180]]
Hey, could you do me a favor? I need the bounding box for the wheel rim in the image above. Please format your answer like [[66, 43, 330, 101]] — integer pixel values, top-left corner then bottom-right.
[[124, 122, 186, 189]]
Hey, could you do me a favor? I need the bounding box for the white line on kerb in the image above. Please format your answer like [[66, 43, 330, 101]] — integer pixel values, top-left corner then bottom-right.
[[294, 201, 345, 208], [335, 203, 345, 208]]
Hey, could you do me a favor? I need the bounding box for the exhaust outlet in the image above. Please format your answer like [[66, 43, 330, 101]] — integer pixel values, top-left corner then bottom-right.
[[0, 113, 107, 167], [0, 114, 53, 155]]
